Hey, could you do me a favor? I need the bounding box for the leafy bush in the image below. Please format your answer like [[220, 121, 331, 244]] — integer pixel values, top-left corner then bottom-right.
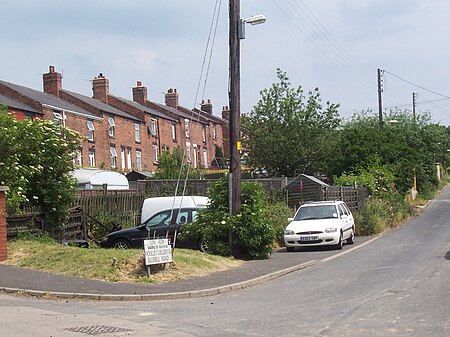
[[262, 202, 293, 246], [181, 176, 276, 260]]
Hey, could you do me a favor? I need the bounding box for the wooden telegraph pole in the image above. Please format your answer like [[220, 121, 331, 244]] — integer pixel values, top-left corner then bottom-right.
[[377, 68, 383, 130], [229, 0, 241, 216]]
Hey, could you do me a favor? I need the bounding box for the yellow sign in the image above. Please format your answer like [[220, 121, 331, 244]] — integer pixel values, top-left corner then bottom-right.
[[237, 141, 241, 150]]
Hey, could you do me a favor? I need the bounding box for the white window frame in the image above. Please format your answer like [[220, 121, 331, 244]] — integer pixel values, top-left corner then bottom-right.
[[172, 124, 177, 141], [76, 150, 82, 167], [136, 150, 142, 171], [202, 126, 206, 143], [150, 118, 157, 136], [87, 120, 95, 141], [213, 124, 217, 139], [53, 112, 63, 132], [110, 146, 117, 168], [186, 142, 191, 163], [185, 119, 190, 139], [108, 116, 115, 137], [134, 123, 140, 142], [88, 149, 95, 167], [126, 148, 132, 170], [203, 149, 208, 168], [121, 148, 126, 171], [153, 144, 159, 163]]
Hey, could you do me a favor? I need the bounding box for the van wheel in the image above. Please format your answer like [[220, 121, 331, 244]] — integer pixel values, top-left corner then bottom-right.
[[113, 239, 131, 249], [198, 239, 209, 253]]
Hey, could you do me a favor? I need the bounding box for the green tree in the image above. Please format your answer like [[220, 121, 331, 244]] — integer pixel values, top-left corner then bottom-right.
[[242, 69, 340, 177], [0, 108, 83, 234], [330, 109, 447, 193], [154, 146, 203, 179]]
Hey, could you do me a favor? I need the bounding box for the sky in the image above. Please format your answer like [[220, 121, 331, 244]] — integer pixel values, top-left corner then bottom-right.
[[1, 0, 450, 124]]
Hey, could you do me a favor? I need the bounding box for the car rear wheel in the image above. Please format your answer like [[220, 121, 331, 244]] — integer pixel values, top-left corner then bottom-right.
[[346, 227, 355, 244], [198, 239, 209, 253], [113, 238, 131, 249]]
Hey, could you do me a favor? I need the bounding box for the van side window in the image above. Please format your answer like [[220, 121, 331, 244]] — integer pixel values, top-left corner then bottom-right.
[[145, 211, 172, 228], [176, 210, 189, 224]]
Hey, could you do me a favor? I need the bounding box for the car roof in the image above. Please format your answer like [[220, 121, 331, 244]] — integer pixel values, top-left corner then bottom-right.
[[301, 201, 343, 206]]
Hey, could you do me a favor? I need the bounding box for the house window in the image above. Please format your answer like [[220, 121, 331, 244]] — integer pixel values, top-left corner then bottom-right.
[[127, 148, 132, 170], [203, 149, 208, 168], [88, 149, 95, 167], [108, 116, 115, 137], [53, 112, 63, 133], [153, 144, 159, 163], [186, 142, 191, 162], [172, 124, 177, 141], [136, 150, 142, 171], [213, 124, 217, 139], [76, 151, 82, 166], [185, 119, 190, 139], [150, 118, 157, 136], [87, 120, 95, 141], [121, 147, 126, 171], [134, 123, 140, 142], [202, 126, 206, 143], [110, 146, 117, 168]]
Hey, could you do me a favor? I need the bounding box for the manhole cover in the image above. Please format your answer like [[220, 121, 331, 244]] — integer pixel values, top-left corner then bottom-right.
[[66, 325, 133, 335]]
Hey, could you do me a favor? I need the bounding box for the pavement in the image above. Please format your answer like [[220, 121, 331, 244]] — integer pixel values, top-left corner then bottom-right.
[[0, 236, 378, 301]]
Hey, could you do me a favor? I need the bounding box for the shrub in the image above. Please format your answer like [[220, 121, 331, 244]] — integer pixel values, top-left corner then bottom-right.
[[262, 202, 293, 246], [181, 176, 276, 260]]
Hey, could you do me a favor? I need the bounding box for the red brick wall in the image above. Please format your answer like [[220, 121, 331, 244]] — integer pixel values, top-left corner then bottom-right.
[[0, 187, 8, 262]]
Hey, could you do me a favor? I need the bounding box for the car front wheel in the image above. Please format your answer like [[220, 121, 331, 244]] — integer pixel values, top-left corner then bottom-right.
[[198, 239, 209, 253], [334, 232, 343, 250], [113, 238, 131, 249]]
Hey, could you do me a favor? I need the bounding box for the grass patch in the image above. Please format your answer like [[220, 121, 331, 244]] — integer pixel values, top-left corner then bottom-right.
[[2, 239, 242, 284]]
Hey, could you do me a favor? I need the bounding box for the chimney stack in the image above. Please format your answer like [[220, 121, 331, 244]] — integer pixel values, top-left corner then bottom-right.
[[221, 105, 230, 121], [165, 88, 179, 109], [201, 98, 213, 115], [43, 65, 62, 97], [132, 81, 148, 106], [92, 73, 109, 104]]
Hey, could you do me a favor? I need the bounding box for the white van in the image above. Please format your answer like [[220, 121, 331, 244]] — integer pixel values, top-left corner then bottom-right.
[[101, 196, 209, 250], [141, 196, 209, 224]]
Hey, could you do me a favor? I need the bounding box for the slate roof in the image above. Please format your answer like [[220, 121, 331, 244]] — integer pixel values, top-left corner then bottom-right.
[[110, 95, 177, 122], [0, 93, 42, 115], [62, 90, 142, 122], [151, 101, 202, 121], [192, 107, 226, 124], [0, 80, 97, 118]]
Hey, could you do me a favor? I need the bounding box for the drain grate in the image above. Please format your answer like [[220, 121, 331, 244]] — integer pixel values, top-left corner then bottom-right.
[[66, 325, 133, 335]]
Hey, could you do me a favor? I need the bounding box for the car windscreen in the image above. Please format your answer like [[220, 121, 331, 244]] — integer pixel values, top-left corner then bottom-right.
[[294, 205, 338, 221]]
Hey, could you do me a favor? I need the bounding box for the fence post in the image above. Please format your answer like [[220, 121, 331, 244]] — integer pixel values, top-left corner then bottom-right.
[[0, 186, 9, 262]]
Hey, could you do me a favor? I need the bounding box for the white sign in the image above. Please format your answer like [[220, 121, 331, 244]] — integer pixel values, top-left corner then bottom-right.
[[144, 239, 173, 265]]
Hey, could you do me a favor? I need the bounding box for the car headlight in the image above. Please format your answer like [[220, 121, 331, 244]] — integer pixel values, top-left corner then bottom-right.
[[325, 227, 338, 233], [284, 230, 295, 235]]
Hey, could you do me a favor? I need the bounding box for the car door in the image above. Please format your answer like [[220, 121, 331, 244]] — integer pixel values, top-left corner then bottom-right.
[[338, 203, 352, 238]]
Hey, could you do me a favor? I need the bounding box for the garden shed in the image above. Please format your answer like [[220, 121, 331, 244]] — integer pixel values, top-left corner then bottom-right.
[[284, 174, 330, 209]]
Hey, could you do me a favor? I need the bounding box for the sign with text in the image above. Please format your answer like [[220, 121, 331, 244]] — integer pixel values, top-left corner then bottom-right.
[[144, 239, 173, 265]]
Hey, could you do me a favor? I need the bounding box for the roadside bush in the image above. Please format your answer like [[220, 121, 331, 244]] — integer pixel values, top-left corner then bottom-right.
[[181, 176, 276, 260], [262, 202, 293, 246]]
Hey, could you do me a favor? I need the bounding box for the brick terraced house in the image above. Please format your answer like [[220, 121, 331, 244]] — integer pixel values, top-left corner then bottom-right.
[[0, 66, 228, 175]]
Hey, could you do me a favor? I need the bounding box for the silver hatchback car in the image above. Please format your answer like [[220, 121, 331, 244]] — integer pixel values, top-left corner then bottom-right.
[[284, 201, 355, 251]]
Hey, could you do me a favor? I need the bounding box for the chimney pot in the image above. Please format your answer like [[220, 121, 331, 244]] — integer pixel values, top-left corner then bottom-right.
[[137, 81, 142, 87]]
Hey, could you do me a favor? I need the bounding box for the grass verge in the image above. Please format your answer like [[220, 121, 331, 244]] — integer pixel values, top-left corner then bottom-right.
[[2, 239, 242, 284]]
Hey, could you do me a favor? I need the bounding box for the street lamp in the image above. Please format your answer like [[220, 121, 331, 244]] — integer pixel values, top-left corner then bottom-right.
[[228, 0, 265, 255]]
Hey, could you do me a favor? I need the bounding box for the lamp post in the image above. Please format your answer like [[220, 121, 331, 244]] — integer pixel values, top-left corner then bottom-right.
[[228, 1, 266, 217]]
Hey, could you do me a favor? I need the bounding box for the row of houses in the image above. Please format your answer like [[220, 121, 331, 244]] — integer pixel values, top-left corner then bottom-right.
[[0, 66, 231, 173]]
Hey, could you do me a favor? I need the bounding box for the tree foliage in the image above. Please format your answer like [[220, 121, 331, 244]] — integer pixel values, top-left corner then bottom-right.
[[154, 146, 203, 179], [242, 69, 340, 176], [330, 109, 447, 193], [0, 108, 83, 232]]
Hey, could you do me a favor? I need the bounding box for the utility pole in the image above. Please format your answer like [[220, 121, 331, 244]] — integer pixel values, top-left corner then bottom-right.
[[229, 0, 241, 256], [377, 68, 383, 130], [412, 92, 418, 123], [229, 0, 241, 217]]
